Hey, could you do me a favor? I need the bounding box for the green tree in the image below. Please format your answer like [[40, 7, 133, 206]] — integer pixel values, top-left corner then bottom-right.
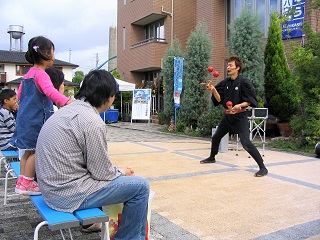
[[72, 70, 85, 84], [289, 2, 320, 144], [228, 5, 264, 99], [179, 22, 213, 127], [264, 11, 299, 123], [160, 39, 183, 124], [72, 70, 85, 95], [111, 69, 122, 80]]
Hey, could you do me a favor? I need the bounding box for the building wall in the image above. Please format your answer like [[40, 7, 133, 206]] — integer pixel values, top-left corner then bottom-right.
[[173, 0, 197, 49], [305, 0, 319, 32], [118, 0, 318, 85], [3, 65, 16, 82], [117, 0, 198, 84], [196, 0, 228, 79], [118, 0, 171, 83], [2, 63, 74, 84]]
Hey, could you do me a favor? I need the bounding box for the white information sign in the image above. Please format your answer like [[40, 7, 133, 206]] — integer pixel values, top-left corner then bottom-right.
[[131, 89, 152, 122]]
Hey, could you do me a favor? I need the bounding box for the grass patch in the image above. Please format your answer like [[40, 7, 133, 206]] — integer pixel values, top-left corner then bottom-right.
[[162, 127, 316, 156], [265, 138, 315, 155]]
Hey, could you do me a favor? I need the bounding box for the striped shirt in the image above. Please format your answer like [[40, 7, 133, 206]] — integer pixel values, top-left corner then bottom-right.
[[35, 100, 124, 212], [0, 106, 16, 150]]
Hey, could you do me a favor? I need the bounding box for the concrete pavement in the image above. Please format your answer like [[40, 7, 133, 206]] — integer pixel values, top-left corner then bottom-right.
[[1, 122, 319, 239]]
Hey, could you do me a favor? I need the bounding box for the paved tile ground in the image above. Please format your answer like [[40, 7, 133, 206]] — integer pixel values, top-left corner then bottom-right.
[[1, 122, 319, 240]]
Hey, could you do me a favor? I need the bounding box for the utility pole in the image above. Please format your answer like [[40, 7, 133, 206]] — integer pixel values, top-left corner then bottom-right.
[[69, 48, 72, 62], [96, 53, 99, 68]]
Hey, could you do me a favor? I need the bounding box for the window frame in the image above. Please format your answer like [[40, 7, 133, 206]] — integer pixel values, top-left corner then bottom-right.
[[16, 65, 30, 76], [145, 19, 165, 42], [226, 0, 280, 38]]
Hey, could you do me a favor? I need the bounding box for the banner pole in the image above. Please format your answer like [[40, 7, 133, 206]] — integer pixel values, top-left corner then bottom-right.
[[174, 108, 177, 129]]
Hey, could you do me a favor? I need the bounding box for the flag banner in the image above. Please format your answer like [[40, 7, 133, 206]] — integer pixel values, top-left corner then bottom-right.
[[173, 57, 184, 109]]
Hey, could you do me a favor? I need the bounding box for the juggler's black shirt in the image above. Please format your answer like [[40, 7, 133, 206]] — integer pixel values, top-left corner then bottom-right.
[[211, 76, 258, 134]]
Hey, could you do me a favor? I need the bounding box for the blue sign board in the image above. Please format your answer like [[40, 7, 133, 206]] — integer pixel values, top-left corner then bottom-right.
[[282, 0, 305, 39], [173, 57, 184, 109]]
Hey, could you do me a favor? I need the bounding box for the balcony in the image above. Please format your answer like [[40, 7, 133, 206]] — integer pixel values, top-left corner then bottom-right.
[[129, 39, 168, 72], [131, 37, 166, 48]]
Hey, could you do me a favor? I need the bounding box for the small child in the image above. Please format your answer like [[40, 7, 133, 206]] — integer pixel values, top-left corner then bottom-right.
[[17, 67, 65, 174], [0, 89, 18, 150], [45, 67, 65, 111], [11, 36, 73, 195]]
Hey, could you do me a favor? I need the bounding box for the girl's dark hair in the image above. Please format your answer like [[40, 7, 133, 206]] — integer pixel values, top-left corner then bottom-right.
[[228, 55, 244, 72], [0, 89, 16, 104], [75, 70, 117, 107], [45, 67, 64, 90], [25, 36, 55, 64]]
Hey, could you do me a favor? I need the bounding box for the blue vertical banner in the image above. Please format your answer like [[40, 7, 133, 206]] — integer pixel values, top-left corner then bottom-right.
[[173, 57, 184, 109], [282, 0, 306, 39]]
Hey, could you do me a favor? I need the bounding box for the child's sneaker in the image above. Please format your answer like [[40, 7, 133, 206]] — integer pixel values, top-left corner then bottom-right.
[[16, 180, 41, 196], [14, 177, 23, 193]]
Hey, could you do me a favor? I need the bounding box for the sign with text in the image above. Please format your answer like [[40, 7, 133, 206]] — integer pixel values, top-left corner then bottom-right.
[[173, 57, 184, 109], [131, 89, 152, 121], [282, 0, 305, 39]]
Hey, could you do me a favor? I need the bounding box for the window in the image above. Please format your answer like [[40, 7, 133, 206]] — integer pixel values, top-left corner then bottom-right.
[[144, 72, 160, 87], [226, 0, 280, 38], [256, 0, 266, 32], [123, 27, 126, 50], [16, 65, 30, 76], [145, 20, 165, 42]]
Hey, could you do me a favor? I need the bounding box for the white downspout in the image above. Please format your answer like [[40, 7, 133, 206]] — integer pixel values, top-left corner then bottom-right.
[[161, 0, 174, 44]]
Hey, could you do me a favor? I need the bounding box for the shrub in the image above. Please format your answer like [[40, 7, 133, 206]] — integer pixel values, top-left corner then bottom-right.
[[179, 22, 213, 126], [288, 3, 320, 144], [176, 120, 186, 132], [197, 106, 225, 137], [157, 111, 170, 125]]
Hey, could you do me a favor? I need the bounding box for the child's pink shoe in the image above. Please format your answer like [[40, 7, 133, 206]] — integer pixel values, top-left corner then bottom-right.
[[14, 177, 23, 194], [16, 180, 41, 196]]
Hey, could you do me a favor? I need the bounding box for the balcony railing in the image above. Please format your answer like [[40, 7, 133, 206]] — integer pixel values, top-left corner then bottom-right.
[[0, 72, 7, 83], [131, 37, 166, 48]]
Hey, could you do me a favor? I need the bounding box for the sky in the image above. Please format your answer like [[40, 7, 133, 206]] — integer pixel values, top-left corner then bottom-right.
[[0, 0, 117, 74]]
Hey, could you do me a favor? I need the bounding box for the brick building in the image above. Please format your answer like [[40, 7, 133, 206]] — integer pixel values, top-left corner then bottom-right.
[[117, 0, 315, 113]]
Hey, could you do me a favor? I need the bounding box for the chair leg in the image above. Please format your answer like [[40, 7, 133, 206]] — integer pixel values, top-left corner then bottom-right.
[[101, 221, 110, 240], [59, 228, 72, 240], [67, 228, 73, 240], [33, 221, 48, 240], [236, 134, 239, 156], [4, 169, 15, 205]]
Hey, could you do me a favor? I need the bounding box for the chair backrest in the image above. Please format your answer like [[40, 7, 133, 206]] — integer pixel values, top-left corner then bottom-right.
[[248, 108, 268, 119]]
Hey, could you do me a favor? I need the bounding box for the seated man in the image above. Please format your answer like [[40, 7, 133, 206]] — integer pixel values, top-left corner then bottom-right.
[[0, 89, 18, 150], [35, 70, 150, 239]]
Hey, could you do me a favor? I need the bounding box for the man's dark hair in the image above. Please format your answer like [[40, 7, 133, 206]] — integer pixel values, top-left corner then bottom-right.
[[0, 89, 16, 105], [45, 67, 64, 90], [228, 55, 244, 73], [75, 70, 117, 107]]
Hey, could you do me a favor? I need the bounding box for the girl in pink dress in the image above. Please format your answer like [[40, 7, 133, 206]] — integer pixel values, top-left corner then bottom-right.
[[11, 36, 73, 195]]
